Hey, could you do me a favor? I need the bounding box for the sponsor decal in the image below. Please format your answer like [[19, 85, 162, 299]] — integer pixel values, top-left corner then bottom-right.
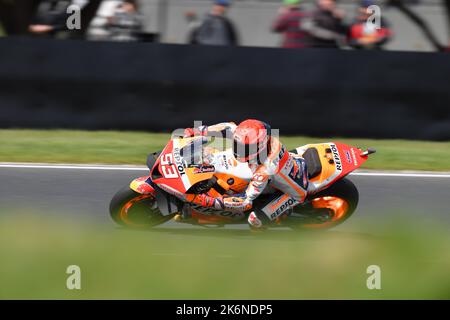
[[193, 165, 215, 174], [330, 144, 342, 172], [345, 150, 352, 164], [159, 183, 185, 199], [222, 155, 229, 170], [224, 197, 249, 209], [270, 197, 295, 220], [278, 146, 286, 160], [350, 148, 359, 166], [136, 183, 154, 194], [172, 148, 186, 176], [226, 202, 245, 209], [192, 205, 243, 218]]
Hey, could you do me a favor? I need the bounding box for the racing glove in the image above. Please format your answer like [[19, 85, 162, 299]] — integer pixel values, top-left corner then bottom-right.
[[185, 193, 224, 210]]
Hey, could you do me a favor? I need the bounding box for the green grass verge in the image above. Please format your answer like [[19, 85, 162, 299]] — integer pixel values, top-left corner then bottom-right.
[[0, 213, 449, 299], [0, 129, 449, 171]]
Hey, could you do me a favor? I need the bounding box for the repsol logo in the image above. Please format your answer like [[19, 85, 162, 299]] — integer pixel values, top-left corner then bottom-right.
[[330, 144, 342, 172], [270, 198, 295, 219], [173, 148, 185, 176]]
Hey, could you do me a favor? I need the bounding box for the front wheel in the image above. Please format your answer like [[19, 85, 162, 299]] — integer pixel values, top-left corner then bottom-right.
[[109, 186, 174, 228], [287, 178, 359, 230]]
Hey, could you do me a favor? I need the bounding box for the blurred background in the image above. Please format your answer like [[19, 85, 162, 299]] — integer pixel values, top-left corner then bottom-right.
[[1, 1, 450, 140], [0, 0, 449, 300], [0, 0, 449, 51]]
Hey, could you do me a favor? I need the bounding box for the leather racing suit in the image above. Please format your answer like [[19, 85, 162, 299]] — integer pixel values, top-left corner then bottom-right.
[[184, 122, 312, 222]]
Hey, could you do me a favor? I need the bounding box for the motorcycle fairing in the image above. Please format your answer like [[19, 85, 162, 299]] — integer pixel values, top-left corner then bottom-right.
[[129, 176, 155, 195], [150, 139, 193, 194], [294, 142, 369, 192], [154, 185, 183, 216], [149, 138, 252, 198]]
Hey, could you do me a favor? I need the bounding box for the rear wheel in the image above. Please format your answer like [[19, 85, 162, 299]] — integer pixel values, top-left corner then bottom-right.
[[109, 186, 174, 228], [288, 178, 359, 230]]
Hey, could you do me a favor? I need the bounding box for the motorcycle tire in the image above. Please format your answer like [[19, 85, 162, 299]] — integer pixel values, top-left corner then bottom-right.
[[109, 185, 174, 228], [288, 178, 359, 230]]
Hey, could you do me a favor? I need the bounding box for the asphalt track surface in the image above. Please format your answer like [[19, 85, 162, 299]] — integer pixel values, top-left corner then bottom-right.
[[0, 164, 449, 232]]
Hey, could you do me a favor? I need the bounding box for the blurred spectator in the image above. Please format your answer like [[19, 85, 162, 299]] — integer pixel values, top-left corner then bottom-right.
[[347, 0, 393, 50], [189, 0, 238, 46], [272, 0, 312, 49], [106, 0, 142, 41], [28, 0, 72, 37], [87, 0, 121, 40], [309, 0, 347, 48], [28, 0, 91, 38], [87, 0, 142, 42], [185, 10, 201, 43]]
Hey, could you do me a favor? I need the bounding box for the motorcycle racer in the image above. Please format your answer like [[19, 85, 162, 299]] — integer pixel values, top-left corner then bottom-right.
[[183, 119, 313, 229]]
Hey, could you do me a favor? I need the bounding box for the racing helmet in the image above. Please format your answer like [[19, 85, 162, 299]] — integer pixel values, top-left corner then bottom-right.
[[232, 119, 271, 163]]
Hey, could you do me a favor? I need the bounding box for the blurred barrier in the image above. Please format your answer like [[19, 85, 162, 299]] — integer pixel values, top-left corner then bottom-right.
[[0, 37, 449, 140]]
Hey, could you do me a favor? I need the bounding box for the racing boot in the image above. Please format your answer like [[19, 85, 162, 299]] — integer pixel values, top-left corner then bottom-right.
[[248, 211, 265, 231]]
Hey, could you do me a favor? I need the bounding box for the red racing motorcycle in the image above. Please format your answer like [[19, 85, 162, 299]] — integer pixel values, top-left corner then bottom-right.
[[110, 136, 375, 230]]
